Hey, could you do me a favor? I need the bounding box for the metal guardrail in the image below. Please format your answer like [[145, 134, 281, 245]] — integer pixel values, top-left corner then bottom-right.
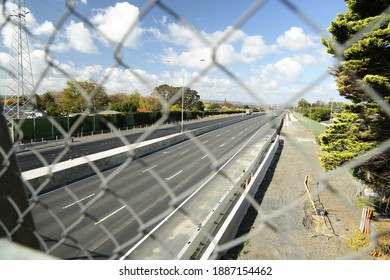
[[201, 134, 281, 260], [176, 118, 283, 259]]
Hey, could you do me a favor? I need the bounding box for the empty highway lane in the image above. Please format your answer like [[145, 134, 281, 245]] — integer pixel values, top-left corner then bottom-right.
[[31, 113, 279, 259]]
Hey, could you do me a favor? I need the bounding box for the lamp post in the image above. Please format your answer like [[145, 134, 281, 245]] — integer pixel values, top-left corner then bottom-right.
[[165, 59, 205, 134], [181, 68, 184, 133]]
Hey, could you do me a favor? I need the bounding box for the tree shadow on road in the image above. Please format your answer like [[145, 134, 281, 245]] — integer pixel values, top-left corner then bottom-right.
[[222, 138, 284, 259]]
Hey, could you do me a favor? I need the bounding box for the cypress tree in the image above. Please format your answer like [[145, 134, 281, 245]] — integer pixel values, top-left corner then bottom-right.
[[320, 0, 390, 198]]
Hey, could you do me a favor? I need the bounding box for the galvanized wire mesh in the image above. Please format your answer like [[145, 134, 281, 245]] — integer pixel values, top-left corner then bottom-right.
[[0, 0, 389, 260]]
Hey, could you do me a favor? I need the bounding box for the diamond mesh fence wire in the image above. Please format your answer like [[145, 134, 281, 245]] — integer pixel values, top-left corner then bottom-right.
[[0, 0, 389, 260]]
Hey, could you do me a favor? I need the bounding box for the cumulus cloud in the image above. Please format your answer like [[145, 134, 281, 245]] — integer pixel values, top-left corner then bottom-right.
[[240, 35, 270, 60], [65, 21, 98, 54], [91, 2, 142, 48], [104, 67, 160, 94], [32, 21, 55, 36], [29, 49, 104, 93], [158, 23, 273, 68], [274, 57, 303, 81], [276, 27, 316, 51]]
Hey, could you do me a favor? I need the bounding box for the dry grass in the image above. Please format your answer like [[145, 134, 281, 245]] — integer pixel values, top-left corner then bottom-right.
[[370, 220, 390, 260]]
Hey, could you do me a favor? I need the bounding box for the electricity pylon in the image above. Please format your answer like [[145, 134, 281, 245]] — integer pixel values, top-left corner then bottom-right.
[[4, 0, 36, 124]]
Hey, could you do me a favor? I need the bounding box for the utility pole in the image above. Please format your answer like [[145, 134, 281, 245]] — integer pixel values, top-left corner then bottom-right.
[[181, 68, 184, 133], [4, 0, 36, 125]]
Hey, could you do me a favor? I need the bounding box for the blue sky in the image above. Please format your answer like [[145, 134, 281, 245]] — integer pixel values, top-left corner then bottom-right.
[[0, 0, 348, 106]]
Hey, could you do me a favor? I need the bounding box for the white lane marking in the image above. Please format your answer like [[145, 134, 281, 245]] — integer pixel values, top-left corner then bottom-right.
[[201, 153, 209, 159], [216, 134, 221, 137], [94, 205, 126, 225], [120, 119, 269, 260], [62, 193, 95, 209], [165, 170, 183, 180], [231, 136, 236, 140], [180, 150, 189, 155], [142, 165, 157, 173], [202, 140, 208, 144], [220, 143, 226, 147]]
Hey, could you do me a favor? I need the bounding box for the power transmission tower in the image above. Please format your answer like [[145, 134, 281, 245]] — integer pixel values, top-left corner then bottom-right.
[[4, 0, 36, 124]]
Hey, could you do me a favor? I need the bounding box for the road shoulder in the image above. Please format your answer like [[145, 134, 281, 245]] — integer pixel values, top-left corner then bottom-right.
[[231, 113, 367, 260]]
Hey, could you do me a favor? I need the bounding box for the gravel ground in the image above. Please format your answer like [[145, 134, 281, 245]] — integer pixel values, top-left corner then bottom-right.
[[226, 113, 370, 260]]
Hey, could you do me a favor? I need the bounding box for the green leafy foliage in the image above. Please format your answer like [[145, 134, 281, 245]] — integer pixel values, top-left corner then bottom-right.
[[319, 104, 377, 170], [320, 0, 390, 194], [152, 84, 203, 111], [303, 107, 331, 122]]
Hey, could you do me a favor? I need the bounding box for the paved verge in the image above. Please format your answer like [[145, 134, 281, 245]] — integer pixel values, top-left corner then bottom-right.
[[232, 113, 368, 260]]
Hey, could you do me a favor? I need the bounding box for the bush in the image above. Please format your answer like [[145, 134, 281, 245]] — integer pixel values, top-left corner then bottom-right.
[[348, 230, 370, 251]]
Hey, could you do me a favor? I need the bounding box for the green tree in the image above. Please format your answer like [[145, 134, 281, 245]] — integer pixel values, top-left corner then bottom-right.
[[109, 92, 141, 113], [321, 0, 390, 195], [152, 84, 203, 111], [62, 81, 84, 113], [110, 101, 137, 113], [303, 106, 331, 122], [297, 98, 310, 113], [207, 103, 221, 111], [192, 100, 205, 112], [319, 103, 377, 169], [109, 93, 131, 104], [140, 96, 162, 111], [38, 91, 61, 116], [61, 79, 108, 113], [128, 92, 141, 109]]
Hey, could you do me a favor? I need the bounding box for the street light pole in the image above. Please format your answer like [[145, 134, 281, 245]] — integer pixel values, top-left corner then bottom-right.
[[165, 59, 205, 134], [181, 68, 184, 134]]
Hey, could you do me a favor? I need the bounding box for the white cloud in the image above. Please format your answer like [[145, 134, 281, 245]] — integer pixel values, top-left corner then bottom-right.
[[276, 27, 316, 51], [1, 24, 13, 50], [240, 35, 271, 61], [23, 49, 104, 93], [91, 2, 142, 48], [32, 21, 55, 36], [159, 23, 273, 68], [103, 67, 160, 95], [274, 57, 303, 81], [65, 21, 98, 54]]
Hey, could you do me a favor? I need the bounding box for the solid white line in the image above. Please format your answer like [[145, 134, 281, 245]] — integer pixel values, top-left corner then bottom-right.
[[120, 122, 269, 260], [62, 193, 95, 209], [142, 165, 157, 173], [165, 170, 183, 180], [94, 205, 126, 225], [180, 150, 189, 155]]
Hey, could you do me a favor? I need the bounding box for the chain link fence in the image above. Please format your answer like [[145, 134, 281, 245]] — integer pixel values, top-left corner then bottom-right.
[[1, 0, 389, 260]]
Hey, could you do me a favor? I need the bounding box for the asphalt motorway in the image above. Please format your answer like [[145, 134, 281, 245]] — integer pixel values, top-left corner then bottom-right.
[[17, 114, 258, 171], [31, 113, 278, 259]]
